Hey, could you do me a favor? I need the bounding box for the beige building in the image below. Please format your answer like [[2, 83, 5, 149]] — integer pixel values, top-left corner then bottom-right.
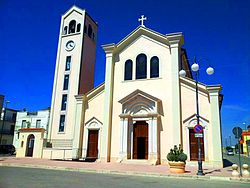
[[17, 6, 223, 167], [13, 108, 50, 149]]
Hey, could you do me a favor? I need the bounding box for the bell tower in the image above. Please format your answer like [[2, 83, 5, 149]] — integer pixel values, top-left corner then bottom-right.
[[48, 6, 97, 146]]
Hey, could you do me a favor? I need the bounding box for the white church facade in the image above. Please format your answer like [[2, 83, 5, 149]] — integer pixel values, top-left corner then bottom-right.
[[16, 6, 223, 167]]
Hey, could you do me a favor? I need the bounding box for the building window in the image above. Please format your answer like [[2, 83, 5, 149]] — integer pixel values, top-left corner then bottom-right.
[[63, 26, 68, 35], [88, 24, 92, 38], [36, 119, 41, 128], [10, 125, 15, 134], [63, 75, 69, 90], [12, 113, 17, 122], [77, 23, 81, 32], [61, 94, 67, 111], [136, 54, 147, 79], [124, 60, 133, 80], [150, 56, 159, 78], [84, 25, 87, 33], [21, 120, 26, 128], [69, 20, 76, 34], [65, 56, 71, 71], [59, 115, 65, 132]]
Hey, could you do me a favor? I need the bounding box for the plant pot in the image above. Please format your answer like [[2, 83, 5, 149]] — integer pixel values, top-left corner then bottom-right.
[[168, 161, 185, 173]]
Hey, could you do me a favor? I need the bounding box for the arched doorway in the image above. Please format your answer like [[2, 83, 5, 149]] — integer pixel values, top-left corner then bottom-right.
[[133, 121, 148, 159], [26, 134, 35, 157]]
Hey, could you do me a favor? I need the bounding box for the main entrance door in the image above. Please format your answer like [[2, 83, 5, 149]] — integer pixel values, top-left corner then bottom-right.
[[26, 134, 35, 157], [189, 129, 204, 161], [87, 130, 99, 160], [133, 121, 148, 159]]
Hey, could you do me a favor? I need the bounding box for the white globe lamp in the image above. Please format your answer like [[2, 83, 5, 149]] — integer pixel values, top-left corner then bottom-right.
[[191, 63, 199, 72], [206, 66, 214, 75], [179, 70, 186, 77]]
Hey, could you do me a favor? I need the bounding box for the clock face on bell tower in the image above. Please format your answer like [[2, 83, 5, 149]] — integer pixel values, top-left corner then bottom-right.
[[65, 40, 75, 51]]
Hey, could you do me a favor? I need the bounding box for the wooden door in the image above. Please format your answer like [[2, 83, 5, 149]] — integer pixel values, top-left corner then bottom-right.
[[26, 134, 35, 157], [133, 121, 148, 159], [189, 129, 204, 161], [87, 130, 99, 159]]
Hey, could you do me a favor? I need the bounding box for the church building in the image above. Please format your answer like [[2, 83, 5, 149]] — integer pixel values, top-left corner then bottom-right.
[[16, 6, 223, 167]]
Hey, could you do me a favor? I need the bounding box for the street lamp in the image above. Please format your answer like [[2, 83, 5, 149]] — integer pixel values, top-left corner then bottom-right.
[[0, 100, 10, 144], [243, 122, 246, 130], [179, 57, 214, 176]]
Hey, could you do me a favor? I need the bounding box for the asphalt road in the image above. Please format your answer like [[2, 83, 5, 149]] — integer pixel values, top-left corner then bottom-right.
[[0, 167, 249, 188], [223, 153, 250, 167]]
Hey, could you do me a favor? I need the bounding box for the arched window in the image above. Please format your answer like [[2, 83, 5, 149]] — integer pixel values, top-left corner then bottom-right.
[[77, 23, 81, 32], [150, 56, 159, 78], [88, 24, 92, 38], [63, 26, 68, 35], [124, 60, 133, 80], [69, 20, 76, 34], [136, 54, 147, 79]]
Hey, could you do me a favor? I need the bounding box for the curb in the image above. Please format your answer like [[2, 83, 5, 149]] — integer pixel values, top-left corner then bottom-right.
[[1, 162, 250, 183]]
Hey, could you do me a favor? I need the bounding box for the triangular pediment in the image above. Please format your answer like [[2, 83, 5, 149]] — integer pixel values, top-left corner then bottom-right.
[[119, 90, 161, 115], [62, 5, 85, 19], [119, 89, 160, 105], [102, 26, 184, 55], [183, 114, 209, 124]]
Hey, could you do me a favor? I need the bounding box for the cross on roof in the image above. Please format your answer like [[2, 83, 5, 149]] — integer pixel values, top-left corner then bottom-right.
[[138, 15, 147, 27]]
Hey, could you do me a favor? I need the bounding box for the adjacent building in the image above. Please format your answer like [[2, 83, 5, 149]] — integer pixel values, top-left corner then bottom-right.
[[13, 108, 50, 150], [0, 95, 18, 145]]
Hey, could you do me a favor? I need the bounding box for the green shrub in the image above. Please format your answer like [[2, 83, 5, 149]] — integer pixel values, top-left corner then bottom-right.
[[167, 144, 187, 163]]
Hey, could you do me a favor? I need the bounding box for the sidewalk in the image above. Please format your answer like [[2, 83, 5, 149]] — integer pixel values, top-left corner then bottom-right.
[[0, 157, 249, 183]]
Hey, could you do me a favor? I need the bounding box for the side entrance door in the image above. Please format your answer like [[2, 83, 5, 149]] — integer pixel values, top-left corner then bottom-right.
[[189, 129, 204, 161], [86, 130, 99, 160]]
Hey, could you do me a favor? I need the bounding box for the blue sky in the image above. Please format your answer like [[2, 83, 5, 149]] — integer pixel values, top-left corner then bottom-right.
[[1, 0, 249, 145]]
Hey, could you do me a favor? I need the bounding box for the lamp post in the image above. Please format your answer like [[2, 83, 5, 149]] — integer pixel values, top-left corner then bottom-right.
[[179, 57, 214, 176], [0, 100, 10, 144]]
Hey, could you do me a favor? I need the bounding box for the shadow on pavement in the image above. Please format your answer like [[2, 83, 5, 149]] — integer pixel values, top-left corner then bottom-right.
[[204, 169, 221, 175], [223, 159, 233, 167]]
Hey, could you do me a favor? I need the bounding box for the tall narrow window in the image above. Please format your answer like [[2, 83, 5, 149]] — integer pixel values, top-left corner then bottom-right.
[[59, 115, 65, 132], [65, 56, 71, 71], [88, 24, 92, 38], [63, 26, 68, 35], [150, 56, 159, 78], [69, 20, 76, 34], [61, 94, 67, 111], [124, 60, 133, 80], [136, 54, 147, 79], [77, 23, 81, 32], [21, 120, 26, 128], [63, 75, 69, 90], [36, 120, 41, 128], [84, 25, 87, 33]]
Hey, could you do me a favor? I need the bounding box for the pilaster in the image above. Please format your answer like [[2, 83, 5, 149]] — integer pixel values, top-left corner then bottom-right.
[[119, 118, 128, 161], [167, 33, 184, 147], [207, 85, 223, 167], [72, 95, 86, 160], [101, 44, 116, 162]]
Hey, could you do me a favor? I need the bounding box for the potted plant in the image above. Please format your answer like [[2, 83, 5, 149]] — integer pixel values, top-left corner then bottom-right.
[[167, 144, 187, 173]]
